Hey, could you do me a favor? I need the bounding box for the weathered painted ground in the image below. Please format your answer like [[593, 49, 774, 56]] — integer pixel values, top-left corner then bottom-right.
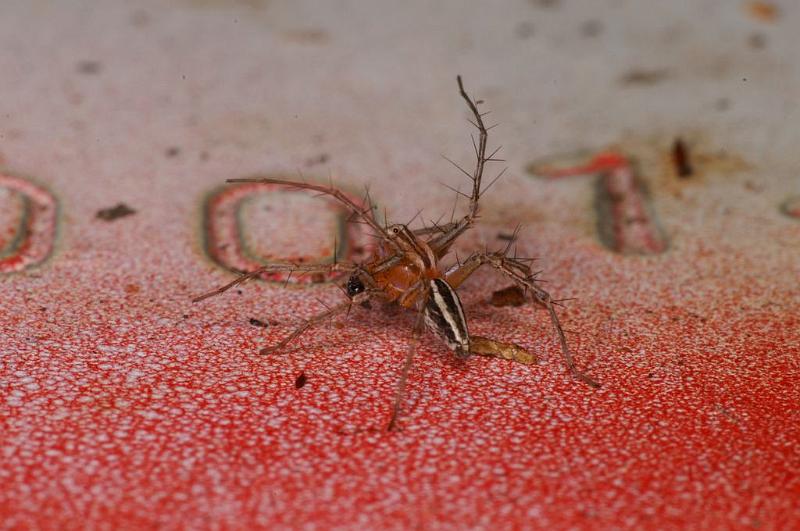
[[1, 1, 798, 528]]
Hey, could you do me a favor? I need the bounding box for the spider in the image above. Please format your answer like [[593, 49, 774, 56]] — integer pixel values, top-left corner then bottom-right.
[[194, 76, 600, 431]]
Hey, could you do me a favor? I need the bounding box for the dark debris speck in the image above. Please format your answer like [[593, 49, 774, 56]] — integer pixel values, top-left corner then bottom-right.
[[581, 20, 603, 38], [490, 285, 527, 307], [96, 203, 136, 221], [619, 69, 671, 86], [76, 61, 102, 75], [671, 138, 693, 178]]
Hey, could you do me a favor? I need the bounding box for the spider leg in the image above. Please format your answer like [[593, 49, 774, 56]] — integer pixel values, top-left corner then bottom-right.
[[427, 76, 505, 258], [192, 262, 355, 303], [228, 176, 386, 237], [444, 251, 601, 388], [387, 306, 427, 432], [412, 220, 458, 237], [441, 251, 484, 289], [261, 292, 370, 355]]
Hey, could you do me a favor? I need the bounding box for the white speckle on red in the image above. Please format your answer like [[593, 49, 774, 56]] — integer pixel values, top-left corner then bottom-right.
[[1, 2, 799, 528]]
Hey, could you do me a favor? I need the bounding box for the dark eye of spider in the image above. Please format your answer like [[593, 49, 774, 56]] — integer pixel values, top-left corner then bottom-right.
[[346, 275, 365, 298]]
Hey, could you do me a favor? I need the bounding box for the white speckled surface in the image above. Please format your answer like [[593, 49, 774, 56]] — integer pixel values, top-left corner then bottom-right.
[[1, 0, 798, 528]]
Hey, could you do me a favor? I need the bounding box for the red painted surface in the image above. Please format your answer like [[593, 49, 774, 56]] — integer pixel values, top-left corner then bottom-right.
[[203, 182, 369, 284], [530, 151, 667, 254], [2, 0, 799, 527], [1, 173, 799, 529], [0, 174, 57, 272]]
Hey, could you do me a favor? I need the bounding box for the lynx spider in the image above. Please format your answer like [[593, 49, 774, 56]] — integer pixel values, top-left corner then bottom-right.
[[194, 76, 600, 431]]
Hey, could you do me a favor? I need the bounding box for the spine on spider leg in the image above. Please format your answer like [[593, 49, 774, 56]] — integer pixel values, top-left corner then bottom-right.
[[423, 278, 471, 358]]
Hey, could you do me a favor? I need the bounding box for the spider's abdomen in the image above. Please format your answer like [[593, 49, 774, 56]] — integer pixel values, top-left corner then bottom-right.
[[424, 278, 470, 358]]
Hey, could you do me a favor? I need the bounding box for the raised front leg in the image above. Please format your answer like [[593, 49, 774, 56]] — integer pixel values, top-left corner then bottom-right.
[[228, 177, 385, 236], [426, 77, 506, 259]]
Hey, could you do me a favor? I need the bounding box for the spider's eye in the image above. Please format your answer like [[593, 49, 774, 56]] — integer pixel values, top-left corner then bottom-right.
[[392, 227, 400, 234], [346, 275, 365, 297]]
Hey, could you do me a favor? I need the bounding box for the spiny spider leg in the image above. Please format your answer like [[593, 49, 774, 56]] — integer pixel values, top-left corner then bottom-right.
[[387, 306, 428, 432], [359, 184, 381, 228], [426, 76, 501, 258], [412, 221, 457, 237], [192, 262, 355, 303], [261, 293, 371, 355], [444, 252, 601, 389], [228, 177, 387, 237]]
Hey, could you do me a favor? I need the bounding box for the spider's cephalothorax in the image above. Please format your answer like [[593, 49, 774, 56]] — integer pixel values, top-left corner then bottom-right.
[[367, 223, 438, 308], [376, 223, 471, 357], [193, 76, 600, 431]]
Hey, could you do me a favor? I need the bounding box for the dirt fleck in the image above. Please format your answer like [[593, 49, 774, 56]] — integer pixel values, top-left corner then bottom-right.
[[124, 284, 140, 294], [281, 28, 330, 45], [490, 285, 526, 307], [715, 98, 730, 112], [515, 21, 535, 39], [612, 131, 751, 196], [620, 69, 671, 86], [76, 61, 102, 75], [96, 203, 136, 221], [529, 0, 559, 8], [295, 372, 307, 389], [671, 138, 693, 178], [249, 318, 269, 328], [748, 33, 767, 49], [581, 20, 603, 38], [183, 0, 269, 8], [746, 1, 779, 23], [744, 180, 764, 193], [165, 146, 181, 158], [130, 9, 150, 27], [304, 153, 330, 167]]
